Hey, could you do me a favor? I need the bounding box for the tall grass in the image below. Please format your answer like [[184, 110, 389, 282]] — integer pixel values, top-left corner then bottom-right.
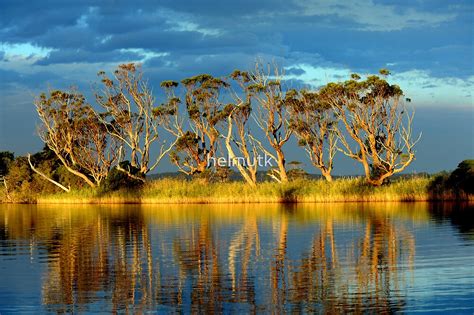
[[34, 176, 459, 204]]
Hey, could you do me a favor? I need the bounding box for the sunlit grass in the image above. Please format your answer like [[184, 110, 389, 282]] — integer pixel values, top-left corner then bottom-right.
[[35, 176, 449, 204]]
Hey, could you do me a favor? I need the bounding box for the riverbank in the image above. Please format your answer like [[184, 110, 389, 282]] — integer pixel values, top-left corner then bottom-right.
[[26, 177, 469, 204]]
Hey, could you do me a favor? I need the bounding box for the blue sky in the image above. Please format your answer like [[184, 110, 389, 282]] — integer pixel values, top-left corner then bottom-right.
[[0, 0, 472, 174]]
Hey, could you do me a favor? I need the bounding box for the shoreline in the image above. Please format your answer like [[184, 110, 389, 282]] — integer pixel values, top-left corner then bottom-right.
[[32, 199, 471, 205], [3, 177, 471, 205]]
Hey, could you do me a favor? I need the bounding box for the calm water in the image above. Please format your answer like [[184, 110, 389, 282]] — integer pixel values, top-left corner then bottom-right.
[[0, 203, 473, 314]]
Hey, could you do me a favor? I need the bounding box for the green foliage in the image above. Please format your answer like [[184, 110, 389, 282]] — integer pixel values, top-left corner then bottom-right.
[[188, 166, 234, 183], [5, 157, 33, 190], [181, 74, 229, 89], [287, 168, 309, 181], [100, 164, 144, 192], [318, 71, 403, 105], [317, 69, 416, 185], [379, 68, 391, 76], [212, 166, 233, 183], [181, 74, 230, 126], [36, 88, 113, 187], [160, 80, 179, 88], [229, 69, 252, 82], [4, 149, 59, 202], [350, 73, 361, 80], [427, 171, 450, 198], [448, 160, 474, 194], [287, 161, 309, 181], [175, 131, 199, 151], [247, 83, 265, 93], [171, 73, 231, 174], [428, 160, 473, 198], [286, 89, 336, 178], [153, 99, 179, 117], [0, 151, 14, 176], [0, 146, 89, 202]]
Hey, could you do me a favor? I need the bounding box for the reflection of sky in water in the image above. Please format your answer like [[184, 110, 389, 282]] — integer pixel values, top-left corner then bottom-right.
[[0, 203, 473, 313], [406, 224, 474, 313]]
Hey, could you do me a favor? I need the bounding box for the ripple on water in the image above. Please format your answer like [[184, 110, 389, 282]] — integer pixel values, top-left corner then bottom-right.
[[0, 202, 473, 313]]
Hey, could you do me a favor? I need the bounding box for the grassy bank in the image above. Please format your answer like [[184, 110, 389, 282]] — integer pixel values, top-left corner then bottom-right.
[[33, 176, 470, 204]]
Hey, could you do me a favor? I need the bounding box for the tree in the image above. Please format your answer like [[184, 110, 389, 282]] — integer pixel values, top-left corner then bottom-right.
[[95, 63, 175, 180], [319, 70, 421, 186], [34, 90, 118, 188], [447, 160, 474, 195], [73, 107, 120, 186], [28, 153, 70, 192], [4, 156, 34, 201], [223, 70, 261, 186], [286, 160, 309, 180], [3, 147, 83, 201], [0, 151, 14, 201], [155, 80, 184, 138], [247, 62, 292, 183], [286, 89, 337, 181], [169, 74, 231, 175], [0, 151, 14, 177]]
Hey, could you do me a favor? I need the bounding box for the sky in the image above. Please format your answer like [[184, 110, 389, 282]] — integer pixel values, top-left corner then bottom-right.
[[0, 0, 472, 174]]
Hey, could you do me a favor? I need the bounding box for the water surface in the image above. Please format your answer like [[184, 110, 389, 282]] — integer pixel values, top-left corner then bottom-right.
[[0, 202, 473, 313]]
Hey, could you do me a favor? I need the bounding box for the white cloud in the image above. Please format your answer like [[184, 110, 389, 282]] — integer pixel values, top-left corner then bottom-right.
[[285, 63, 352, 86], [154, 8, 222, 36], [169, 21, 221, 36], [391, 70, 473, 107], [118, 48, 169, 62], [0, 42, 54, 63], [285, 64, 473, 108]]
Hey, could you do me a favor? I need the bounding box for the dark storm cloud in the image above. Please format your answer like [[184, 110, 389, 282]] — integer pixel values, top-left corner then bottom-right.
[[101, 29, 260, 52], [0, 0, 472, 172], [0, 1, 89, 40], [1, 0, 470, 78], [0, 68, 62, 90], [0, 69, 21, 89]]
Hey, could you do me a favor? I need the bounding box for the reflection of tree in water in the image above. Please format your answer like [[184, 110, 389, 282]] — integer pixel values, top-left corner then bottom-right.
[[0, 205, 418, 312], [285, 215, 415, 313], [169, 215, 260, 313], [227, 214, 260, 307], [41, 211, 155, 313], [172, 217, 226, 313], [428, 202, 474, 241]]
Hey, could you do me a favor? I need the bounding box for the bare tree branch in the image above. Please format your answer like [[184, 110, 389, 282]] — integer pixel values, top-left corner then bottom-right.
[[28, 154, 70, 192]]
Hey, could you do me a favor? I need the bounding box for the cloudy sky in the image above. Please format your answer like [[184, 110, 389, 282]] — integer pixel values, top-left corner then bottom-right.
[[0, 0, 472, 174]]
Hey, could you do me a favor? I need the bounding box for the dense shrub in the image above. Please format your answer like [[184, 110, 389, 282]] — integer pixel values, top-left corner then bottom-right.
[[0, 151, 14, 176], [428, 160, 473, 199], [100, 162, 145, 192], [448, 160, 473, 194]]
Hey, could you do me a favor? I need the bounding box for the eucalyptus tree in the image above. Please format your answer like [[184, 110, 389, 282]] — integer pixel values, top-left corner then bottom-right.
[[319, 70, 420, 186], [223, 70, 260, 186], [169, 74, 231, 175], [33, 90, 119, 189], [247, 62, 292, 183], [155, 80, 184, 137], [286, 89, 337, 182], [95, 63, 176, 180]]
